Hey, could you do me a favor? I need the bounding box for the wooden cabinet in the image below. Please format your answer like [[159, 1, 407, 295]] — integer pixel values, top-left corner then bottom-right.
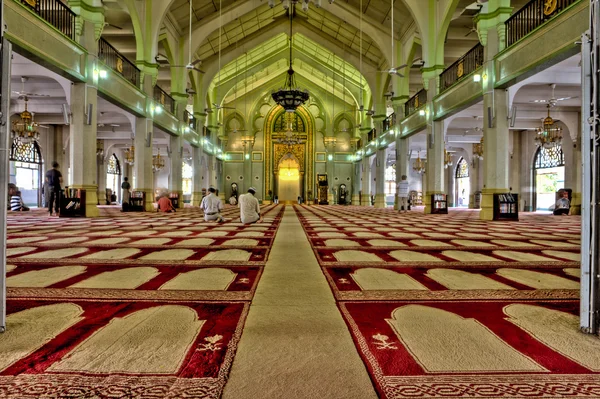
[[128, 191, 146, 212], [493, 193, 519, 221], [60, 188, 86, 217], [431, 194, 448, 214]]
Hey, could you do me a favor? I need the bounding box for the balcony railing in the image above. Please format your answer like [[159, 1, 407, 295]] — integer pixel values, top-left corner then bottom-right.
[[153, 85, 175, 114], [382, 113, 396, 132], [505, 0, 580, 48], [202, 126, 211, 138], [98, 38, 140, 87], [367, 128, 376, 143], [184, 110, 197, 131], [19, 0, 76, 41], [439, 43, 484, 93], [404, 88, 427, 117]]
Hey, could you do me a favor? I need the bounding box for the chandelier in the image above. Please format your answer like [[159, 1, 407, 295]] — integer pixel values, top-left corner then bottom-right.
[[413, 151, 426, 174], [444, 148, 453, 169], [274, 113, 306, 145], [535, 104, 562, 149], [271, 2, 309, 112], [11, 97, 39, 143], [473, 137, 484, 160], [124, 144, 135, 165], [152, 152, 165, 173]]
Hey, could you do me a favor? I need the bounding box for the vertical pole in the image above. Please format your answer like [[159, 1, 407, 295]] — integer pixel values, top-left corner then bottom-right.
[[0, 34, 11, 333], [581, 0, 599, 334]]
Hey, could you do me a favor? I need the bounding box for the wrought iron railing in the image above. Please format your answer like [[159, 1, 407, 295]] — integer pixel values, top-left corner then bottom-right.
[[19, 0, 76, 41], [382, 113, 396, 132], [404, 88, 427, 117], [439, 43, 484, 92], [202, 126, 211, 137], [153, 85, 175, 114], [184, 110, 197, 131], [98, 38, 140, 87], [505, 0, 580, 48], [367, 128, 376, 143]]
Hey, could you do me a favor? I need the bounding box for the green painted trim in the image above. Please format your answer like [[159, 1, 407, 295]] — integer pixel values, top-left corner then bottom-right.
[[421, 65, 445, 73], [171, 92, 188, 98], [68, 1, 104, 14], [391, 96, 409, 102], [475, 7, 512, 22], [373, 114, 387, 120], [136, 60, 160, 69], [401, 122, 427, 139]]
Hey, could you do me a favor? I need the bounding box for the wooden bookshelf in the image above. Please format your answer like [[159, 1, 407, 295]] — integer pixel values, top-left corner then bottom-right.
[[431, 193, 448, 214], [128, 191, 146, 212], [493, 193, 519, 221], [169, 192, 179, 208], [60, 188, 86, 217]]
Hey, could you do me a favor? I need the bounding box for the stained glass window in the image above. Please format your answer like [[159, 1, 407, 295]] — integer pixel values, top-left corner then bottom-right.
[[455, 158, 469, 178], [10, 139, 42, 164], [273, 112, 305, 133], [534, 145, 564, 169], [107, 154, 121, 175]]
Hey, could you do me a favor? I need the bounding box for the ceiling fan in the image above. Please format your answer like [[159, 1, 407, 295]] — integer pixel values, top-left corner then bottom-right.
[[530, 83, 577, 106], [464, 21, 478, 37], [165, 0, 205, 74], [12, 76, 50, 99], [378, 0, 407, 78]]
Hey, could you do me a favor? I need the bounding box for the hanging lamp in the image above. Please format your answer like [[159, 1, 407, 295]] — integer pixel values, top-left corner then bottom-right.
[[271, 2, 309, 112]]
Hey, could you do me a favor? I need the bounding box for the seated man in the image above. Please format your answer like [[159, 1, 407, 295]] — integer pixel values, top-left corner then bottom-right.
[[553, 190, 570, 216], [157, 194, 176, 213], [239, 187, 262, 224], [201, 187, 225, 222]]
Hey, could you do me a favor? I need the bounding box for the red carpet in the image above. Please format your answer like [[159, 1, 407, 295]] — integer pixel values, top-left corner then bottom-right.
[[295, 205, 599, 399], [2, 205, 283, 398]]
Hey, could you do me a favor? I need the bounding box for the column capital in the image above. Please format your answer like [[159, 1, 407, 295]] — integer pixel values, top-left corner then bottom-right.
[[421, 67, 445, 92], [68, 0, 105, 40], [475, 4, 513, 49], [137, 62, 160, 88]]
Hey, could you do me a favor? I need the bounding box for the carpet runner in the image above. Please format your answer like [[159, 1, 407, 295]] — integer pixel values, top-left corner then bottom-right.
[[2, 205, 282, 399], [295, 205, 600, 399]]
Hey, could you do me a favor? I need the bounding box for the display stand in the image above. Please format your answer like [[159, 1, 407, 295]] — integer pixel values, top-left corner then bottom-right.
[[128, 191, 146, 212], [60, 188, 86, 217], [169, 192, 179, 208], [493, 193, 519, 221], [431, 194, 448, 214], [410, 190, 423, 206], [317, 174, 329, 205]]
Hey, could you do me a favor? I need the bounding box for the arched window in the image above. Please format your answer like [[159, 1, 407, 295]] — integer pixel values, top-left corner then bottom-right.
[[534, 145, 564, 169], [182, 162, 193, 195], [385, 164, 396, 195], [107, 154, 121, 175], [455, 158, 469, 178], [10, 139, 42, 164]]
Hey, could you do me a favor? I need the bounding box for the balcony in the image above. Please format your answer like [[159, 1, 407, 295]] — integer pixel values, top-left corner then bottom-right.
[[98, 38, 140, 87], [18, 0, 75, 41], [439, 43, 484, 93], [153, 85, 175, 114], [404, 89, 427, 117], [505, 0, 580, 48], [184, 110, 197, 131], [382, 113, 396, 132]]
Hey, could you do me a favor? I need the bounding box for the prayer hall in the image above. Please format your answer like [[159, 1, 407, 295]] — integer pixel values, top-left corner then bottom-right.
[[1, 0, 600, 398]]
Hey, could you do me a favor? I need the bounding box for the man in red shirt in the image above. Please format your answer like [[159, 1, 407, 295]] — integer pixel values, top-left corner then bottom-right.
[[157, 194, 175, 213]]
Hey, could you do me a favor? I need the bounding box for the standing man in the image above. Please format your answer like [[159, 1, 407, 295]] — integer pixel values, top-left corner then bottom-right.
[[121, 177, 131, 211], [45, 161, 63, 216], [201, 186, 225, 222], [239, 187, 262, 224], [398, 175, 409, 213]]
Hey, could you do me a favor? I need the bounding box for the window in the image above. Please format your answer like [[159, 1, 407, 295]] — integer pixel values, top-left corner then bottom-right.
[[455, 158, 469, 178], [534, 145, 564, 169], [182, 162, 193, 195], [10, 139, 42, 164], [107, 154, 121, 175], [385, 165, 396, 195]]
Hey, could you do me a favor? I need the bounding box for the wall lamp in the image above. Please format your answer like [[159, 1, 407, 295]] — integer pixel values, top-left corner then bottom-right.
[[473, 74, 481, 82]]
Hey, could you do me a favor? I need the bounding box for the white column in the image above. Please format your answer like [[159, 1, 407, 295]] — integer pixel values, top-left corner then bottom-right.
[[169, 135, 183, 208], [374, 148, 386, 208], [395, 138, 409, 210], [192, 146, 204, 206], [134, 118, 154, 211]]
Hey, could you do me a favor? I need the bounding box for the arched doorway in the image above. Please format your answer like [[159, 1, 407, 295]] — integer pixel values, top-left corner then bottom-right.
[[106, 154, 121, 203], [455, 157, 469, 207], [278, 156, 301, 202], [10, 139, 42, 207], [265, 107, 314, 201], [534, 145, 565, 211]]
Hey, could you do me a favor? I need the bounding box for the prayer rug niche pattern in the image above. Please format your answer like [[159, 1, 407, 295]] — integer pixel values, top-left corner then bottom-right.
[[295, 205, 599, 399], [2, 205, 283, 399]]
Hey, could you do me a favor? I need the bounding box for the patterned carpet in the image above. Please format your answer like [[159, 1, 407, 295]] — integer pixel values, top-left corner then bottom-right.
[[294, 205, 600, 399], [2, 204, 283, 399]]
